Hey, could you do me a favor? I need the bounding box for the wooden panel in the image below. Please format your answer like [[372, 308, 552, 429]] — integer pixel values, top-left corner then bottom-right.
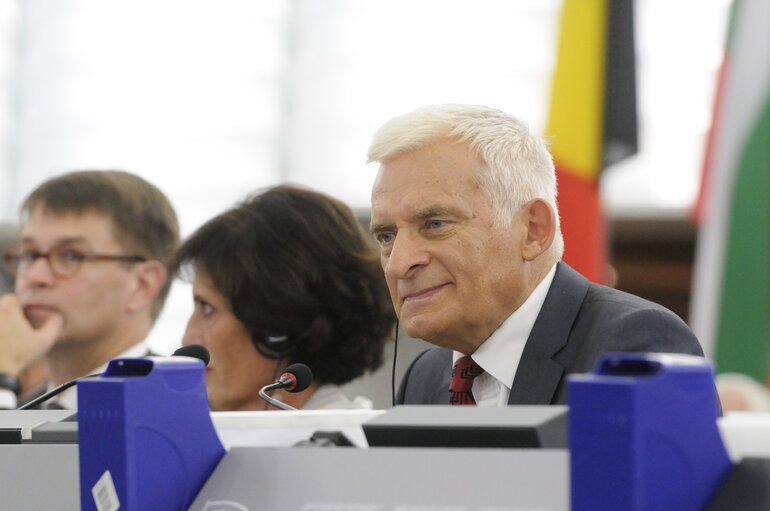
[[610, 218, 696, 322]]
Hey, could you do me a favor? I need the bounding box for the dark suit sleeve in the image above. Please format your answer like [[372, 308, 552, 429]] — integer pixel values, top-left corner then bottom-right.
[[544, 280, 707, 404], [396, 349, 430, 405], [596, 306, 721, 413], [395, 347, 453, 405], [602, 307, 703, 356]]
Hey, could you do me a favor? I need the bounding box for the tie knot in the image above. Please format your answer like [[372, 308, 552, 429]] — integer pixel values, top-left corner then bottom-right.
[[449, 356, 483, 405]]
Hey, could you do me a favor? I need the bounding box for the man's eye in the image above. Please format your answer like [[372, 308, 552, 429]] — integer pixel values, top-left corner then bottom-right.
[[58, 249, 85, 262], [19, 250, 41, 263], [427, 220, 445, 229], [377, 233, 395, 244]]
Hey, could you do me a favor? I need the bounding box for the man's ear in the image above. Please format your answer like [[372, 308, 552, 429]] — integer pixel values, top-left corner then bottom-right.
[[126, 261, 167, 313], [521, 198, 556, 261]]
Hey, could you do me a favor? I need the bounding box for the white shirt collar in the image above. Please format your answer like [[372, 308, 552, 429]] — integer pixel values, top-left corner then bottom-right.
[[454, 263, 558, 389]]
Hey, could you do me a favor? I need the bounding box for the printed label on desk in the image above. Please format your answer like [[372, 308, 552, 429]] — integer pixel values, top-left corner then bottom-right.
[[92, 470, 120, 511], [202, 501, 249, 511], [300, 504, 548, 511]]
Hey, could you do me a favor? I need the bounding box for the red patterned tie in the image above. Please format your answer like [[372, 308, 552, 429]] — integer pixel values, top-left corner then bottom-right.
[[449, 355, 483, 405]]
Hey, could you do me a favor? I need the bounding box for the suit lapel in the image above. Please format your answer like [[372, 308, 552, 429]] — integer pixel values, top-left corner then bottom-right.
[[430, 349, 454, 404], [508, 262, 589, 404], [434, 370, 453, 404]]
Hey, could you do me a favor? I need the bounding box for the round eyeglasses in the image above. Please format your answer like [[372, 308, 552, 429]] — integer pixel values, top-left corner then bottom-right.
[[4, 247, 147, 278]]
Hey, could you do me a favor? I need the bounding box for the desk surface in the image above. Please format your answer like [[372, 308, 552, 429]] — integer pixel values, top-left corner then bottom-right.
[[191, 446, 569, 511], [0, 443, 569, 511], [0, 444, 80, 510]]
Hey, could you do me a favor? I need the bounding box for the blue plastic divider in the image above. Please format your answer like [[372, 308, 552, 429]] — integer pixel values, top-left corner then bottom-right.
[[569, 352, 732, 511], [78, 356, 225, 511]]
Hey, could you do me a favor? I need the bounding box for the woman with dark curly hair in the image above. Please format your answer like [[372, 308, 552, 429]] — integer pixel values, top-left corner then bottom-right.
[[171, 184, 396, 410]]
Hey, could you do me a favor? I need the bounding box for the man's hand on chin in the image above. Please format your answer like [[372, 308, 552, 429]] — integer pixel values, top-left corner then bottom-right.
[[0, 293, 62, 376]]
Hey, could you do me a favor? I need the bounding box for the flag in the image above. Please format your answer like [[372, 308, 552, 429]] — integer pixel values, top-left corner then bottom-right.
[[545, 0, 637, 284], [690, 0, 770, 382]]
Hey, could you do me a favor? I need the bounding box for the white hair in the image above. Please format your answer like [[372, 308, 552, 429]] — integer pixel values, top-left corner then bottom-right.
[[368, 104, 563, 258]]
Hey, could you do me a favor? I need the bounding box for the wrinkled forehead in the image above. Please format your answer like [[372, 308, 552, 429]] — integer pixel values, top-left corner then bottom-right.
[[371, 165, 491, 235], [373, 138, 484, 190]]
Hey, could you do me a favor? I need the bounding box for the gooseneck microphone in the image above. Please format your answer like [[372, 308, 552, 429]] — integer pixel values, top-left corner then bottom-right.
[[17, 344, 211, 410], [17, 373, 100, 410], [258, 363, 313, 411]]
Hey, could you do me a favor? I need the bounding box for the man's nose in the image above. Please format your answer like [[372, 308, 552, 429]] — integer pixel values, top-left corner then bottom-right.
[[18, 256, 56, 287], [384, 232, 430, 279]]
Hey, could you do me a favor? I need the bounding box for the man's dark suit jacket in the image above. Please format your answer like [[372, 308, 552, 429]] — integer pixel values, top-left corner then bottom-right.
[[396, 262, 704, 405]]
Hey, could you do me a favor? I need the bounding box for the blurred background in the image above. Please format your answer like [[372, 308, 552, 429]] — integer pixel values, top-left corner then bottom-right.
[[1, 0, 763, 407]]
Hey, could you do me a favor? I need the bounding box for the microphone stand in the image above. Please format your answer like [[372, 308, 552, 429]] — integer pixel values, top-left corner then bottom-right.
[[17, 345, 210, 410], [258, 379, 297, 411], [18, 373, 101, 410]]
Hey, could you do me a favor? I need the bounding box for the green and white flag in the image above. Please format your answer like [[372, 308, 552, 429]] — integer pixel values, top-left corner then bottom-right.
[[690, 0, 770, 382]]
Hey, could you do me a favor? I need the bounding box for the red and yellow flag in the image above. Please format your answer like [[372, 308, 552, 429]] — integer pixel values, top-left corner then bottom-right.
[[545, 0, 638, 283]]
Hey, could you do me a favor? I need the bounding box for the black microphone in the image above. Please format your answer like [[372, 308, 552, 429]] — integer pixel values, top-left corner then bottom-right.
[[258, 363, 313, 411], [172, 344, 210, 366], [17, 345, 211, 410]]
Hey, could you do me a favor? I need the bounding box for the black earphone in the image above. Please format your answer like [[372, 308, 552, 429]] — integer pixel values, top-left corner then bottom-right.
[[253, 332, 293, 359]]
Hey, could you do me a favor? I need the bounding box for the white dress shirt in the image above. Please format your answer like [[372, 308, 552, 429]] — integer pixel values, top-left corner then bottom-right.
[[0, 386, 16, 409], [302, 384, 374, 410], [453, 263, 557, 407]]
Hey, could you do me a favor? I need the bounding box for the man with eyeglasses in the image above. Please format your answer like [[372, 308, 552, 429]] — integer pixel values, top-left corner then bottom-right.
[[0, 170, 179, 409]]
